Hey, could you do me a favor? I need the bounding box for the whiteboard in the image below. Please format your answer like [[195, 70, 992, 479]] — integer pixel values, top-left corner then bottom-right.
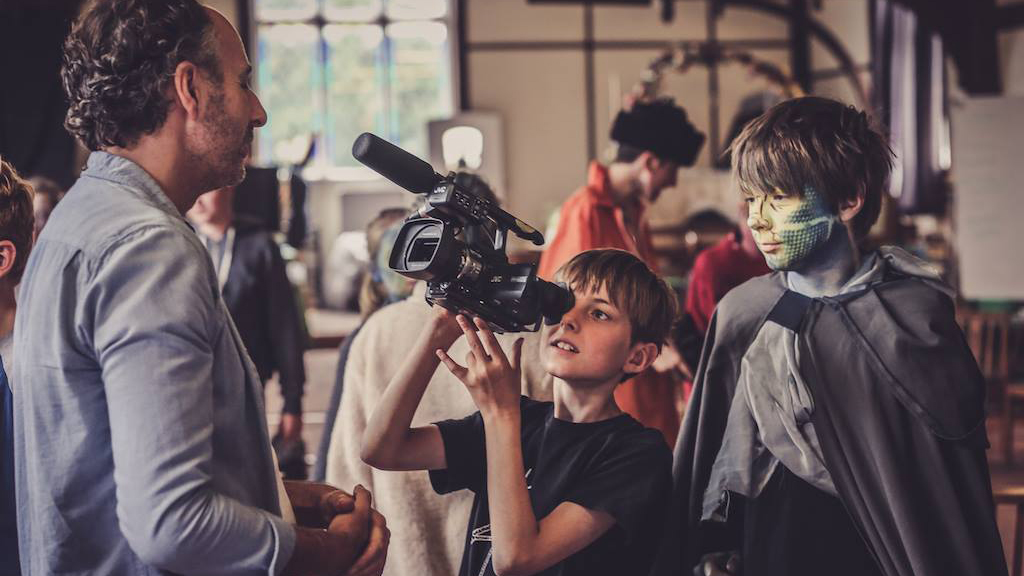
[[951, 95, 1024, 300]]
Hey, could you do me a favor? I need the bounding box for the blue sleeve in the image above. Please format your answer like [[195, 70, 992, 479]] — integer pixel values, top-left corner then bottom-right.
[[0, 365, 19, 573], [88, 225, 295, 576]]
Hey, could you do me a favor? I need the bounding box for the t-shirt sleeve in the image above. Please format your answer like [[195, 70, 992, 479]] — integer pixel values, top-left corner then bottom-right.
[[429, 410, 487, 495], [564, 433, 672, 542]]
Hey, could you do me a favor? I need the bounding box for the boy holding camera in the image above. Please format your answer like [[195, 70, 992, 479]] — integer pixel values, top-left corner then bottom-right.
[[362, 248, 673, 576]]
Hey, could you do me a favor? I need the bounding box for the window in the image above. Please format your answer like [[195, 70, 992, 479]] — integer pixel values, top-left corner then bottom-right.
[[254, 0, 454, 179]]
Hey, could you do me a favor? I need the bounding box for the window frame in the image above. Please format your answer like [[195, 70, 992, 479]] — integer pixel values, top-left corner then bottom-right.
[[250, 0, 460, 182]]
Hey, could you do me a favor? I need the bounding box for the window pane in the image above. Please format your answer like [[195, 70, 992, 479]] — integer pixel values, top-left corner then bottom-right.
[[386, 0, 447, 20], [323, 0, 383, 21], [324, 25, 385, 167], [388, 21, 452, 159], [256, 24, 320, 166], [254, 0, 317, 22]]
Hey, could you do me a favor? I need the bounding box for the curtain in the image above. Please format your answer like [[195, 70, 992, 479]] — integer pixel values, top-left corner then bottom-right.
[[872, 0, 950, 215], [0, 4, 80, 189]]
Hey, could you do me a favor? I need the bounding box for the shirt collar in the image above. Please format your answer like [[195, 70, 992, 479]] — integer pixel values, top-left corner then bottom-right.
[[585, 161, 616, 208], [81, 151, 183, 218]]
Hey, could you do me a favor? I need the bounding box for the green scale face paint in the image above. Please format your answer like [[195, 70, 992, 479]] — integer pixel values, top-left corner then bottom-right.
[[745, 187, 839, 271]]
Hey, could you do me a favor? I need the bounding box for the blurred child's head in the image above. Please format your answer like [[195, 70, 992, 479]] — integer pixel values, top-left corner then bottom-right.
[[729, 97, 894, 270], [359, 207, 414, 319], [27, 176, 64, 240], [0, 159, 35, 287], [543, 249, 677, 385]]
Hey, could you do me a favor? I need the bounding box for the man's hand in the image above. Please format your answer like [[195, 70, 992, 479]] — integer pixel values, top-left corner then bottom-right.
[[280, 412, 303, 442], [284, 485, 381, 576], [344, 509, 390, 576], [694, 552, 741, 576], [436, 315, 524, 417], [284, 481, 355, 529], [327, 485, 373, 554]]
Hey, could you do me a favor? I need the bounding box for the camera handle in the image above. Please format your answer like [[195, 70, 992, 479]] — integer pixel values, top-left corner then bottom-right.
[[489, 208, 545, 246]]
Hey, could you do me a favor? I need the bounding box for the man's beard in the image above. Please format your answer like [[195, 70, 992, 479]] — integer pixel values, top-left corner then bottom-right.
[[186, 90, 250, 194]]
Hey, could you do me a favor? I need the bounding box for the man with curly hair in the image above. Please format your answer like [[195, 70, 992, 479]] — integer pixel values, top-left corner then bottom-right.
[[14, 1, 388, 575]]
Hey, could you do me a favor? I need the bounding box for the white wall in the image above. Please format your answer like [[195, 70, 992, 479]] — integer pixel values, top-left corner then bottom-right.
[[463, 0, 872, 236], [234, 0, 874, 269]]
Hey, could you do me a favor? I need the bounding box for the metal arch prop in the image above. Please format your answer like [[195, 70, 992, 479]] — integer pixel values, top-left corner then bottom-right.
[[716, 0, 869, 107], [630, 1, 868, 110], [629, 41, 806, 103]]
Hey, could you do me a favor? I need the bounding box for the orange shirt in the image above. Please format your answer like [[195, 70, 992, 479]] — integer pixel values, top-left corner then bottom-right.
[[538, 161, 657, 280], [538, 161, 680, 446]]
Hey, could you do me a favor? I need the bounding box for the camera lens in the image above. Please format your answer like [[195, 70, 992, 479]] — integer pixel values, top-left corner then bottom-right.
[[537, 280, 574, 326], [408, 237, 439, 264]]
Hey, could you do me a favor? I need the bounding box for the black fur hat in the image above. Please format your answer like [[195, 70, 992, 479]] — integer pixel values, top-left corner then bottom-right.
[[610, 98, 705, 166]]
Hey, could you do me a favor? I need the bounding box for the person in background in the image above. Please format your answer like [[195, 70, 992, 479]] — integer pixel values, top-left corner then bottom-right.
[[354, 208, 416, 322], [0, 157, 35, 576], [538, 98, 705, 446], [324, 173, 552, 576], [313, 206, 413, 482], [189, 184, 308, 478], [675, 201, 770, 374], [14, 1, 387, 573], [26, 175, 64, 241]]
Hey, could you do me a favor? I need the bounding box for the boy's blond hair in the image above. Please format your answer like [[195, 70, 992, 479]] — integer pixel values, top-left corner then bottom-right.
[[556, 249, 677, 350], [0, 158, 35, 284]]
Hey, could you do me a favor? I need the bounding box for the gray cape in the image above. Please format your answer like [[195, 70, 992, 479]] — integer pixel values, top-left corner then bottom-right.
[[654, 248, 1007, 576]]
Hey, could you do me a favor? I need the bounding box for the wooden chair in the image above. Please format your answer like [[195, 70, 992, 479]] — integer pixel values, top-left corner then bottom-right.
[[994, 486, 1024, 575], [961, 311, 1024, 465]]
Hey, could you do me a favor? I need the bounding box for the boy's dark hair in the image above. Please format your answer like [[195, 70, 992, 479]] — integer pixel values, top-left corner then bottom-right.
[[0, 159, 36, 284], [62, 0, 222, 151], [556, 249, 677, 350], [729, 96, 894, 239]]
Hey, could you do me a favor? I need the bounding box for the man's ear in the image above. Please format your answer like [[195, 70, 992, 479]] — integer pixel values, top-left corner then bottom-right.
[[640, 151, 662, 173], [0, 241, 17, 282], [839, 191, 865, 224], [173, 61, 203, 120], [622, 341, 659, 379]]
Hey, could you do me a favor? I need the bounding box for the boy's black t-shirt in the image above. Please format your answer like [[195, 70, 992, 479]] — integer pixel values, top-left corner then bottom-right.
[[430, 396, 672, 576]]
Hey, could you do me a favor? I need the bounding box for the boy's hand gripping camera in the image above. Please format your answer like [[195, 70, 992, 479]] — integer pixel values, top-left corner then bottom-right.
[[352, 133, 573, 332]]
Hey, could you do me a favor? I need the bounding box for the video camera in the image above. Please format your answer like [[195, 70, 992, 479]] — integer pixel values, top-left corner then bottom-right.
[[352, 132, 573, 332]]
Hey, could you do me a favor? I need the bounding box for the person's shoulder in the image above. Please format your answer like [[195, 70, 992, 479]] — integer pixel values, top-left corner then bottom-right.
[[49, 178, 185, 256], [561, 182, 610, 214], [598, 415, 672, 462], [233, 219, 282, 261], [714, 272, 785, 326]]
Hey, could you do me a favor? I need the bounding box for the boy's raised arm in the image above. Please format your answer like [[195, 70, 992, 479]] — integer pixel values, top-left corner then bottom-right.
[[438, 316, 618, 576], [360, 307, 462, 471]]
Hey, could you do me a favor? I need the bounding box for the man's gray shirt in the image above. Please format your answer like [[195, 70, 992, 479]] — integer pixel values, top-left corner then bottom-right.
[[13, 152, 296, 575]]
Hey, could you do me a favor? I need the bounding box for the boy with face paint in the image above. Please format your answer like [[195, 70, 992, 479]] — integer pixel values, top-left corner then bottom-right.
[[655, 97, 1007, 576]]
